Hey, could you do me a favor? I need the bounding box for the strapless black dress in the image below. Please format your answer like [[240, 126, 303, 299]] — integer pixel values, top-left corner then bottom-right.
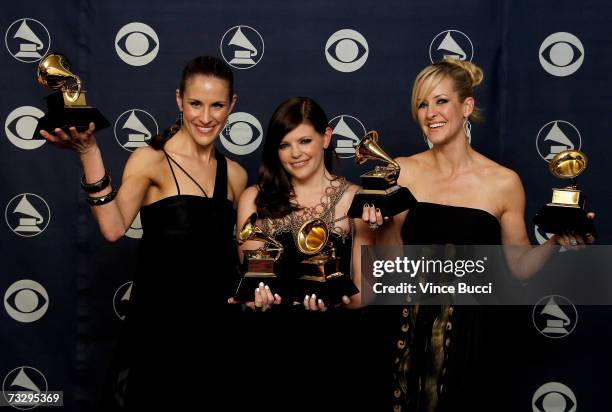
[[393, 202, 509, 412]]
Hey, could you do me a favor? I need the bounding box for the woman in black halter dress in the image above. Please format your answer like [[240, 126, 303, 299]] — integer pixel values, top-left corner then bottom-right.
[[363, 60, 594, 411], [40, 56, 247, 409]]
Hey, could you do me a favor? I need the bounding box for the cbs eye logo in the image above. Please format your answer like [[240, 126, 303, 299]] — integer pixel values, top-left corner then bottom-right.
[[219, 112, 263, 155], [539, 32, 584, 77], [429, 29, 474, 63], [3, 366, 48, 410], [4, 279, 49, 323], [5, 106, 45, 150], [532, 382, 576, 412], [115, 22, 159, 66], [5, 18, 51, 63], [325, 29, 369, 73]]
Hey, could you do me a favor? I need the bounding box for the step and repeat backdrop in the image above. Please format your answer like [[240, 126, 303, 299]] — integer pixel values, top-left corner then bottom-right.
[[1, 0, 611, 411]]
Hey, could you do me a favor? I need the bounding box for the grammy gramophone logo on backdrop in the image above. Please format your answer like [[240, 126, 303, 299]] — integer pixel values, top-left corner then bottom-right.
[[2, 366, 48, 410], [125, 212, 143, 239], [4, 18, 50, 63], [4, 194, 51, 237], [329, 114, 367, 159], [114, 109, 158, 152], [220, 25, 264, 69], [536, 120, 582, 162], [113, 281, 133, 321], [532, 295, 577, 339], [429, 29, 474, 63]]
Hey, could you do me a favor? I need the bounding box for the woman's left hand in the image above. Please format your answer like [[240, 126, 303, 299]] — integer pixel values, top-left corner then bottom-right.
[[553, 212, 596, 250], [302, 294, 350, 312]]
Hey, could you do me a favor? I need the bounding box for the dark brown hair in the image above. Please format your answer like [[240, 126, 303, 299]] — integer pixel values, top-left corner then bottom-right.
[[149, 55, 234, 150], [256, 97, 335, 218]]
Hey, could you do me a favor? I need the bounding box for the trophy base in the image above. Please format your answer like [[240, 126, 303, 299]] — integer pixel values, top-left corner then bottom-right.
[[293, 273, 359, 306], [347, 185, 416, 218], [234, 274, 282, 302], [533, 204, 596, 237], [33, 92, 110, 137]]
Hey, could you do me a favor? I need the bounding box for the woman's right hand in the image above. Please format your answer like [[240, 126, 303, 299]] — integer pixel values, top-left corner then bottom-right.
[[246, 282, 282, 312], [39, 122, 97, 154]]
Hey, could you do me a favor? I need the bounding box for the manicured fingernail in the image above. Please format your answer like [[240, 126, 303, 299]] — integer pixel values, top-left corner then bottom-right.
[[264, 285, 270, 290], [255, 288, 260, 293], [259, 282, 264, 287], [376, 208, 381, 213], [311, 294, 316, 299], [318, 299, 323, 305]]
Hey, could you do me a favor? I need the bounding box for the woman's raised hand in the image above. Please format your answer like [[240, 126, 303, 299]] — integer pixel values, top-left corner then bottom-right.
[[39, 122, 97, 154]]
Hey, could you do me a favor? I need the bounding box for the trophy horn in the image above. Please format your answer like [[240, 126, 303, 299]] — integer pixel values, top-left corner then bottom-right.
[[548, 149, 588, 180], [297, 219, 329, 255], [37, 53, 82, 103], [355, 130, 399, 169], [238, 212, 283, 250]]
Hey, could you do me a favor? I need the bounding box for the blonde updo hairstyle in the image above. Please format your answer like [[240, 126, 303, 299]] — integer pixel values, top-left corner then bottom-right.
[[411, 59, 484, 123]]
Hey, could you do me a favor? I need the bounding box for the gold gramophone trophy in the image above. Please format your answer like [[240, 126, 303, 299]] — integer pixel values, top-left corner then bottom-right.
[[33, 52, 109, 137], [533, 149, 596, 236], [294, 219, 359, 305], [347, 131, 416, 218], [235, 213, 284, 301]]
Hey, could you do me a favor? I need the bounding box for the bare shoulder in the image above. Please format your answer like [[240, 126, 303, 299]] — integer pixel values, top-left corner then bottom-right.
[[123, 146, 164, 177], [478, 156, 523, 194], [238, 184, 260, 203], [344, 181, 360, 195], [338, 180, 360, 203], [227, 157, 247, 182], [395, 151, 430, 185], [396, 151, 432, 170]]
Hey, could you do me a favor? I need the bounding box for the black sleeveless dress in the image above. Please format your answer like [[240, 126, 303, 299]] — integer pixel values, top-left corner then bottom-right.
[[110, 149, 240, 409], [393, 202, 504, 412]]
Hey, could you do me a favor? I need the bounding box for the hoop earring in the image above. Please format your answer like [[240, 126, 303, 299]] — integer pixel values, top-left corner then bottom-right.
[[463, 117, 472, 142], [225, 119, 231, 135]]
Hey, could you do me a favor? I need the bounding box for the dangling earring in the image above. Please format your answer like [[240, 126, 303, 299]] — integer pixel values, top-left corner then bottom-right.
[[225, 119, 231, 135], [179, 111, 183, 128], [423, 133, 431, 148], [463, 117, 472, 143]]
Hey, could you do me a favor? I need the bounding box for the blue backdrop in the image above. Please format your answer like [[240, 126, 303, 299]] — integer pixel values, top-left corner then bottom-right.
[[1, 1, 611, 410]]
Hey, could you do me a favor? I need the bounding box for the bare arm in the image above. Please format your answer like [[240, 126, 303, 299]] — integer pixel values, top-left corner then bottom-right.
[[235, 185, 265, 263], [500, 171, 560, 281], [227, 159, 248, 209], [41, 124, 151, 241]]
